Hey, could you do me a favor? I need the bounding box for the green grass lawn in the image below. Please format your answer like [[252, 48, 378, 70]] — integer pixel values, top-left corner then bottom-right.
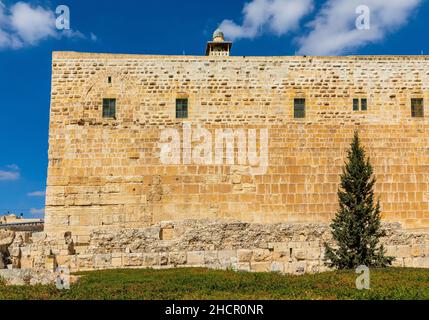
[[1, 268, 429, 300]]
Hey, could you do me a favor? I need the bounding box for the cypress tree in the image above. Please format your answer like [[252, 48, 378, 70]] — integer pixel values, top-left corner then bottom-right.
[[324, 131, 394, 269]]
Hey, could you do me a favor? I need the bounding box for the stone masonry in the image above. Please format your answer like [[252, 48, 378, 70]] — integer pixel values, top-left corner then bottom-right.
[[45, 51, 429, 244], [3, 220, 429, 276]]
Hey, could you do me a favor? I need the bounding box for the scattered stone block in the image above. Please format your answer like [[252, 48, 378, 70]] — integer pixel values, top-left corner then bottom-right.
[[252, 249, 271, 262], [251, 262, 271, 273], [237, 250, 253, 262], [397, 245, 411, 258], [187, 251, 205, 266], [111, 253, 123, 267], [169, 252, 187, 266], [143, 253, 159, 267], [94, 254, 112, 269], [124, 253, 143, 267], [234, 262, 251, 272]]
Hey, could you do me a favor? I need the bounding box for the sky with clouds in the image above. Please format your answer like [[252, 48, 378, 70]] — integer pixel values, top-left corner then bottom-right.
[[0, 0, 428, 218]]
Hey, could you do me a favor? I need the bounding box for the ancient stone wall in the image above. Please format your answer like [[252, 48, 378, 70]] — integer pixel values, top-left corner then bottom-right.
[[46, 52, 429, 242], [5, 221, 429, 275]]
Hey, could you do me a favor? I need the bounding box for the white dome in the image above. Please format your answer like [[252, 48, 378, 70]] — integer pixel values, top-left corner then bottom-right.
[[213, 29, 224, 40]]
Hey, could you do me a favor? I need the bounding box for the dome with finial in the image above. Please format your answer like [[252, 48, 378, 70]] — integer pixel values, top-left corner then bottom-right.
[[213, 28, 225, 42]]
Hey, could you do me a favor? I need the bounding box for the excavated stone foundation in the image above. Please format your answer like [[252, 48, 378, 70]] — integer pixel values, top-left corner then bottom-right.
[[2, 220, 429, 280]]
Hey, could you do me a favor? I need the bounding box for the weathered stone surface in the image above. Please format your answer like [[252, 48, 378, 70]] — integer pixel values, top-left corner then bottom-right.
[[0, 253, 4, 269], [87, 220, 332, 255], [204, 251, 219, 266], [143, 253, 159, 267], [44, 52, 429, 243], [234, 262, 251, 272], [0, 269, 56, 286], [252, 249, 271, 262], [94, 254, 112, 269], [237, 250, 253, 263], [5, 220, 429, 275], [159, 253, 169, 266], [251, 262, 271, 273], [0, 230, 15, 249], [218, 250, 237, 265], [124, 253, 143, 267], [270, 262, 285, 273], [169, 252, 186, 266], [187, 251, 205, 266]]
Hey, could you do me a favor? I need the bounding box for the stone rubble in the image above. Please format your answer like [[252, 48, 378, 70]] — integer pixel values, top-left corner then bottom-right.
[[1, 220, 429, 281]]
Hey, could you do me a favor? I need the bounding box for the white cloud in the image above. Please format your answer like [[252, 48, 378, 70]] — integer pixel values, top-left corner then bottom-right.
[[297, 0, 422, 55], [0, 170, 20, 181], [30, 208, 45, 215], [27, 191, 46, 197], [90, 32, 98, 42], [0, 1, 97, 50], [219, 0, 314, 40], [9, 1, 57, 45], [0, 164, 20, 181], [6, 164, 19, 170]]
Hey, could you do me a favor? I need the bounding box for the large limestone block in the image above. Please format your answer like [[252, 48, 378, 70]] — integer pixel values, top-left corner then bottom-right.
[[412, 257, 429, 268], [250, 262, 271, 273], [143, 253, 160, 267], [270, 261, 285, 273], [77, 255, 94, 270], [187, 251, 205, 266], [204, 251, 219, 265], [234, 262, 251, 272], [252, 249, 272, 262], [0, 230, 15, 248], [94, 254, 112, 269], [111, 253, 123, 267], [124, 253, 143, 267], [237, 250, 253, 262], [218, 250, 237, 265], [397, 245, 411, 258], [285, 262, 307, 275], [169, 252, 187, 266]]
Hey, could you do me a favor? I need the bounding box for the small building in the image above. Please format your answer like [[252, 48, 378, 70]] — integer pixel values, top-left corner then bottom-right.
[[0, 214, 43, 225]]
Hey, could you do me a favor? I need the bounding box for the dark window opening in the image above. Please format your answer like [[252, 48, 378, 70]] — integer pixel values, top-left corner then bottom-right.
[[103, 98, 116, 119], [353, 99, 359, 111], [411, 98, 424, 118], [176, 98, 188, 119], [108, 76, 112, 84], [294, 98, 306, 118], [353, 98, 368, 111], [361, 98, 367, 111]]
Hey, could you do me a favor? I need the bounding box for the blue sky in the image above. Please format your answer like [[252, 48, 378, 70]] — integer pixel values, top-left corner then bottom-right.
[[0, 0, 428, 218]]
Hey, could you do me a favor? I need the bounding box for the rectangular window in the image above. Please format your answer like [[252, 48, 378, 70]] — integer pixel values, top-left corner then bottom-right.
[[102, 98, 116, 118], [411, 98, 424, 118], [294, 98, 306, 118], [353, 99, 359, 111], [176, 98, 188, 119], [353, 98, 368, 111], [361, 98, 367, 111]]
